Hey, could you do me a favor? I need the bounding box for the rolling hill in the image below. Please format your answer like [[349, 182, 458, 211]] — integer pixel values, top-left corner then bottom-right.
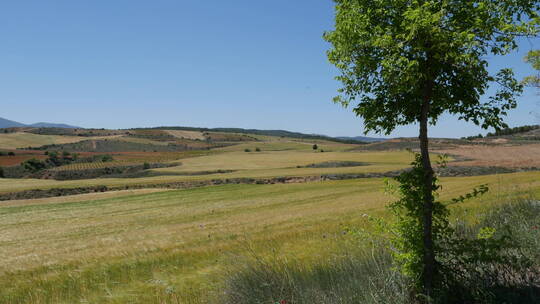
[[0, 117, 79, 129], [0, 117, 26, 128]]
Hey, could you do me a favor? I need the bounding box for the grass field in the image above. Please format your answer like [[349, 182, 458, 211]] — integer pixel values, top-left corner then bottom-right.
[[1, 172, 539, 303], [1, 129, 540, 303], [0, 150, 413, 193], [0, 132, 117, 149], [165, 130, 206, 140]]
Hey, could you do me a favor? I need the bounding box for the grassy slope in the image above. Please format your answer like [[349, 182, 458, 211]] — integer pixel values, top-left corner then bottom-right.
[[0, 150, 413, 193], [0, 132, 117, 149], [1, 172, 539, 303]]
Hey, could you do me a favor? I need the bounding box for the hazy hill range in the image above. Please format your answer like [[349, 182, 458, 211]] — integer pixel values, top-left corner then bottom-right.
[[0, 117, 79, 129], [0, 117, 26, 128], [337, 136, 387, 142]]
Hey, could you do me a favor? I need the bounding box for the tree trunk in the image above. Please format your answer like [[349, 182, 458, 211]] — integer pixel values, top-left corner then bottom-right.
[[419, 83, 435, 301]]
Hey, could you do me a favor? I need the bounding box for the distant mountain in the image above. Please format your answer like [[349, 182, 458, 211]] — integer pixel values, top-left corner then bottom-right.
[[29, 122, 80, 128], [0, 117, 79, 129], [337, 136, 387, 142], [0, 117, 26, 128]]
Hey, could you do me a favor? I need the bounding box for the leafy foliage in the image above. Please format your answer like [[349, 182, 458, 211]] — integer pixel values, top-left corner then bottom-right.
[[22, 158, 47, 173], [524, 49, 540, 89], [325, 1, 538, 298], [386, 154, 536, 302], [324, 0, 538, 134]]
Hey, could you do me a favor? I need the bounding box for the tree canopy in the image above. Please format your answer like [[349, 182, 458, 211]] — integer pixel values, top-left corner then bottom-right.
[[524, 49, 540, 88], [324, 0, 539, 135]]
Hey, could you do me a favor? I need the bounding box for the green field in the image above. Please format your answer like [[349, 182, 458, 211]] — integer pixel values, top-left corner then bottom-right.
[[0, 132, 118, 149], [0, 149, 415, 193], [1, 129, 539, 303], [1, 171, 539, 303]]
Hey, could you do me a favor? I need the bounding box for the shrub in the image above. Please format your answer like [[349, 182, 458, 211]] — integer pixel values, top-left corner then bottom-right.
[[313, 144, 318, 150], [0, 152, 5, 156], [101, 154, 114, 162], [385, 154, 536, 302], [0, 166, 4, 178], [143, 162, 151, 170], [22, 158, 47, 173], [7, 151, 15, 156], [244, 149, 251, 152], [255, 147, 261, 152]]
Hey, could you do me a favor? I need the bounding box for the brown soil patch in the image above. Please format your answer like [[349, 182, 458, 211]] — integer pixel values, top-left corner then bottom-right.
[[436, 144, 540, 168]]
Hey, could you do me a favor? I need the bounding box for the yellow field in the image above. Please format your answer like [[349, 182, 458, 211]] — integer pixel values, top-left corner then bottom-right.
[[1, 172, 539, 303], [114, 136, 172, 146], [0, 132, 117, 149], [0, 150, 414, 194], [164, 130, 206, 140]]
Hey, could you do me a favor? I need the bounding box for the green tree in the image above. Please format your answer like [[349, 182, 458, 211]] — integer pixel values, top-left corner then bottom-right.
[[22, 158, 47, 173], [325, 0, 538, 299], [524, 49, 540, 89], [312, 144, 318, 150]]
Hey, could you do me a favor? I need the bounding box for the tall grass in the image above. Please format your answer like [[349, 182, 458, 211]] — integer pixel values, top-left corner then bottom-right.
[[219, 245, 408, 304], [219, 199, 540, 304]]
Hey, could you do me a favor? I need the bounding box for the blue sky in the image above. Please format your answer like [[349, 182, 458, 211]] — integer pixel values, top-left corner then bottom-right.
[[1, 1, 538, 138]]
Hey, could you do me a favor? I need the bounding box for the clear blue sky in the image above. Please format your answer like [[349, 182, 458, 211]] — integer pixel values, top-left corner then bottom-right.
[[1, 1, 538, 138]]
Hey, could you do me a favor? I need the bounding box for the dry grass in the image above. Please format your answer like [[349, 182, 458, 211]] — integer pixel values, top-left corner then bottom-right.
[[0, 172, 539, 303], [0, 150, 413, 194], [115, 136, 173, 146], [0, 132, 119, 149], [164, 130, 206, 140], [437, 143, 540, 167], [157, 150, 411, 173], [0, 188, 172, 207]]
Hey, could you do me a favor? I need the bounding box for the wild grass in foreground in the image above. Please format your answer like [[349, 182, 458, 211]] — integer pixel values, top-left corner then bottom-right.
[[219, 199, 540, 304], [1, 173, 539, 303]]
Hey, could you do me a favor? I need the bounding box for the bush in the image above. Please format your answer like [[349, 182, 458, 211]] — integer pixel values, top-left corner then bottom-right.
[[385, 154, 538, 302], [0, 152, 5, 156], [244, 149, 251, 152], [313, 144, 318, 150], [255, 147, 261, 152], [7, 151, 15, 156], [101, 154, 114, 162], [0, 167, 4, 178], [143, 162, 151, 170], [22, 158, 47, 173]]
